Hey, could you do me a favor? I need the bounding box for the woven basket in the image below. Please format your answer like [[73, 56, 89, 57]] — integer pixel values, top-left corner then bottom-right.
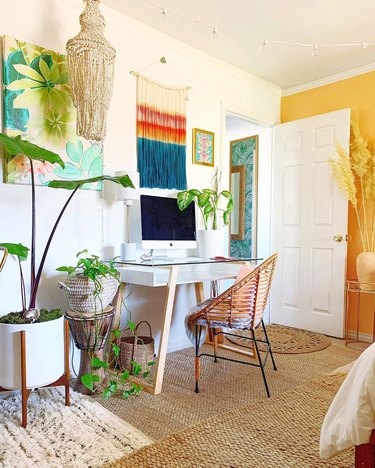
[[120, 321, 155, 375], [58, 274, 119, 313]]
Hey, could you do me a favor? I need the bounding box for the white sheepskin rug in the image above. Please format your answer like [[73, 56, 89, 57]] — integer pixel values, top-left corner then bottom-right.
[[0, 387, 152, 467]]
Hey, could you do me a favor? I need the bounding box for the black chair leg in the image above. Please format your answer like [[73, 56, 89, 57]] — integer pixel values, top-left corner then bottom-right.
[[252, 329, 271, 398], [195, 324, 202, 393], [261, 320, 277, 371]]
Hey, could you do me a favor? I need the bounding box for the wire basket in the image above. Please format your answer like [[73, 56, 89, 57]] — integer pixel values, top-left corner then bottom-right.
[[120, 321, 155, 375]]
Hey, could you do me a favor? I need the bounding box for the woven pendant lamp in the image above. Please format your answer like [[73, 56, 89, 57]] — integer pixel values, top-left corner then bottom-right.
[[66, 0, 116, 141]]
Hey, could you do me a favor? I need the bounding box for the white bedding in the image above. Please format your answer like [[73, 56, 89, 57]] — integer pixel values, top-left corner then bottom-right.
[[320, 342, 375, 459]]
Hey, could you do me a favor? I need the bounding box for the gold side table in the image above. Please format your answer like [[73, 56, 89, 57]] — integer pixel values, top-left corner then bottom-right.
[[346, 280, 375, 348]]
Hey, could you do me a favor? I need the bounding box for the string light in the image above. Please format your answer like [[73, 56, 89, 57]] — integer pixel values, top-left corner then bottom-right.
[[142, 0, 375, 56]]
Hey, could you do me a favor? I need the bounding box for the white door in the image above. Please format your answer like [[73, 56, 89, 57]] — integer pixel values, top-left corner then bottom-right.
[[271, 109, 350, 337]]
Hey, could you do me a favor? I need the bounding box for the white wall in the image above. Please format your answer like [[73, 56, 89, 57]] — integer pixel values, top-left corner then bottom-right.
[[0, 0, 280, 352]]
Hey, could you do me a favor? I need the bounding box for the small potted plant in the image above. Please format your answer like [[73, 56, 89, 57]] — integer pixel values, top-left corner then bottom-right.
[[0, 133, 134, 391], [57, 249, 120, 314], [177, 168, 233, 258]]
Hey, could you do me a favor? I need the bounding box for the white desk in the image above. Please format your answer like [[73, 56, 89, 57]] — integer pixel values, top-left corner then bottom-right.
[[113, 257, 260, 395]]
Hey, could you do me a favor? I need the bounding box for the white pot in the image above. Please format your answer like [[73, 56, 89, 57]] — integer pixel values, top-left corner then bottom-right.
[[0, 315, 65, 390], [196, 229, 228, 258]]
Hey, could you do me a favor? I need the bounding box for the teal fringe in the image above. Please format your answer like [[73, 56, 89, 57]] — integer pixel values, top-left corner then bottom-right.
[[137, 138, 187, 190]]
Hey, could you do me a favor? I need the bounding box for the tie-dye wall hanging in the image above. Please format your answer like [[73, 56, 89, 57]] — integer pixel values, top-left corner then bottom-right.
[[2, 35, 103, 190], [136, 74, 188, 190]]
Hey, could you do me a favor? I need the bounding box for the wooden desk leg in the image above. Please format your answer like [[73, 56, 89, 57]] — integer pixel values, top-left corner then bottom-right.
[[20, 331, 31, 428], [151, 266, 178, 395], [113, 283, 126, 331]]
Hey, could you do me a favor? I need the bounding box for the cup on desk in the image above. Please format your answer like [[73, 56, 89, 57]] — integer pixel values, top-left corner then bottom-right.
[[121, 242, 137, 261]]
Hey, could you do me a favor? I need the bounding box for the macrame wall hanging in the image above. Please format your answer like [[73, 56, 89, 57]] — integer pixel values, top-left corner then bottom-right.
[[135, 74, 189, 190], [66, 0, 116, 141]]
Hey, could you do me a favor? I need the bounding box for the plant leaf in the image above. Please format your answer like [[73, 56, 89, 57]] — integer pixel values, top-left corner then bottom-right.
[[112, 343, 120, 357], [102, 388, 112, 400], [131, 361, 142, 376], [48, 175, 134, 190], [197, 192, 210, 208], [0, 134, 64, 167], [81, 374, 94, 391], [91, 356, 109, 369], [177, 191, 195, 210], [120, 370, 130, 382], [0, 242, 29, 261]]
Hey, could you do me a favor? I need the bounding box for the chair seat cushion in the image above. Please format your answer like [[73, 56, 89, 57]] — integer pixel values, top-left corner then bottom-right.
[[185, 298, 214, 345]]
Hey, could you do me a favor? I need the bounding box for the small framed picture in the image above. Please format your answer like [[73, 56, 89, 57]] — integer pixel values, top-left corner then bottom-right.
[[192, 128, 215, 167]]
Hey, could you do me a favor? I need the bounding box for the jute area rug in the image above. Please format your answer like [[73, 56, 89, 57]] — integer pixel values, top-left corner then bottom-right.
[[96, 341, 360, 441], [108, 373, 352, 468], [0, 387, 151, 467], [230, 323, 331, 353]]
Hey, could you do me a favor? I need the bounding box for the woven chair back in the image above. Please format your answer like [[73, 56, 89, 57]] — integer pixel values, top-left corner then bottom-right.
[[197, 253, 278, 329]]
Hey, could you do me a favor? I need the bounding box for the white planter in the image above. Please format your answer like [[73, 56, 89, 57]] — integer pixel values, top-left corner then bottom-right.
[[196, 229, 228, 258], [0, 315, 65, 390]]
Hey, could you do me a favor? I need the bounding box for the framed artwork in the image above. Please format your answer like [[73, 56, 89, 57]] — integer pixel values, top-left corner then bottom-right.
[[192, 128, 214, 166], [230, 135, 258, 258], [2, 35, 103, 190]]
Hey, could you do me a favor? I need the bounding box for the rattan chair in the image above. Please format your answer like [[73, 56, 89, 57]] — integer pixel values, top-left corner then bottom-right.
[[187, 253, 278, 397]]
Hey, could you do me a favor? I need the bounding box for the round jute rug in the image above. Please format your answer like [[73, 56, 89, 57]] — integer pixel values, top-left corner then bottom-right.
[[227, 323, 331, 353]]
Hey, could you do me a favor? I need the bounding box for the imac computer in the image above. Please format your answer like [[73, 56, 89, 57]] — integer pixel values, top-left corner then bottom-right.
[[140, 194, 196, 253]]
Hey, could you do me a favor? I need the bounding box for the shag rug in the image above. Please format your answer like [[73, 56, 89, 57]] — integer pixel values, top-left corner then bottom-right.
[[228, 324, 331, 353], [107, 373, 352, 468], [0, 387, 151, 467]]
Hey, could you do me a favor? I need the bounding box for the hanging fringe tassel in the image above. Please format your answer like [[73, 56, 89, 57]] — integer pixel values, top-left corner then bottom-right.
[[136, 74, 188, 190]]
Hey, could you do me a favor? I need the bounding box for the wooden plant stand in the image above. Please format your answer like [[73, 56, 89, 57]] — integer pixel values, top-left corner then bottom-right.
[[0, 319, 70, 428]]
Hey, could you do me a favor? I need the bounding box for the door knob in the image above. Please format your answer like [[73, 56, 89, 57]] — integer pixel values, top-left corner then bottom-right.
[[333, 234, 344, 243]]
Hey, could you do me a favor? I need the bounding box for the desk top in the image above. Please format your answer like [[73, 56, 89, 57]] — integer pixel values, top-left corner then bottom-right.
[[113, 256, 261, 267]]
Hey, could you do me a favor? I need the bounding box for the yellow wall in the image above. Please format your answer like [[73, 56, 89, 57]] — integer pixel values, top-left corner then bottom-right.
[[281, 71, 375, 336]]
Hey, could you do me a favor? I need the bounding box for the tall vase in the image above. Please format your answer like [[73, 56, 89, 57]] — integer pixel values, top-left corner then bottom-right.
[[196, 229, 228, 258], [356, 252, 375, 290]]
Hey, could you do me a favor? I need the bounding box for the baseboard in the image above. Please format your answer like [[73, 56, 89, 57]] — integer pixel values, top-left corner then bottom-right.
[[346, 329, 374, 343], [167, 338, 192, 353]]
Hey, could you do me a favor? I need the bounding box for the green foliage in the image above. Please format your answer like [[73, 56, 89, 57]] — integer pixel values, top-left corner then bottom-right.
[[0, 243, 29, 261], [48, 174, 134, 191], [0, 308, 63, 324], [57, 250, 119, 298], [177, 187, 233, 230], [0, 133, 64, 167], [80, 324, 153, 402]]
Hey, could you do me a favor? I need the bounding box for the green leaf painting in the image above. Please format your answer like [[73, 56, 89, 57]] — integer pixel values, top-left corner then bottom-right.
[[230, 136, 258, 258], [2, 35, 103, 190]]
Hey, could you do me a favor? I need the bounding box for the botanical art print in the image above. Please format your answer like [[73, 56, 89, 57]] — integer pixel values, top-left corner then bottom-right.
[[2, 35, 103, 190], [230, 135, 258, 258], [193, 128, 214, 166]]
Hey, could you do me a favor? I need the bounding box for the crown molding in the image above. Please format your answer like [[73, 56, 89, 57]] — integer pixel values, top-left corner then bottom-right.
[[282, 62, 375, 96]]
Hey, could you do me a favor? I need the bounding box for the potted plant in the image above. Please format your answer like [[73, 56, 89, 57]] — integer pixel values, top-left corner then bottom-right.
[[57, 249, 120, 314], [0, 133, 134, 391], [177, 168, 233, 258], [330, 116, 375, 288]]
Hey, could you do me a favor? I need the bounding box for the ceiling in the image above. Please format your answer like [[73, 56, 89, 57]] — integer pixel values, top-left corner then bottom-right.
[[101, 0, 375, 90]]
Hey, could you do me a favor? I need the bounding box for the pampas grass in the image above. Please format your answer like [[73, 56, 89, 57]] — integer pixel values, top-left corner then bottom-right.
[[330, 116, 375, 251]]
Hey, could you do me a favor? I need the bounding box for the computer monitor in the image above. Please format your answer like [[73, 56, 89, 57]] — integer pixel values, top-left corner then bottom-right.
[[140, 194, 196, 250]]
